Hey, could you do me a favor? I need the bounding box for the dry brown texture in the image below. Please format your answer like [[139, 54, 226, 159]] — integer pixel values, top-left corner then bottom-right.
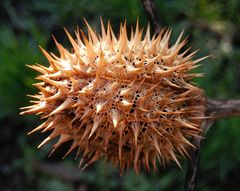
[[20, 20, 206, 174]]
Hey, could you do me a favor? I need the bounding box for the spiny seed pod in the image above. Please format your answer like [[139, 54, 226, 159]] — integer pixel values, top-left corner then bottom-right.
[[21, 19, 207, 174]]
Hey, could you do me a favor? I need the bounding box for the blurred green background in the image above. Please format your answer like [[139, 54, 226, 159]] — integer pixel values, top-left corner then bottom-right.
[[0, 0, 240, 190]]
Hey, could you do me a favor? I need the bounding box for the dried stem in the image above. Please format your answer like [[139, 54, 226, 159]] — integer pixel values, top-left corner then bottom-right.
[[140, 0, 161, 33], [139, 0, 240, 190], [206, 99, 240, 119]]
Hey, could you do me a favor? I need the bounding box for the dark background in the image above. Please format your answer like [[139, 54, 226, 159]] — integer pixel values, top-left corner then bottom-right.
[[0, 0, 240, 190]]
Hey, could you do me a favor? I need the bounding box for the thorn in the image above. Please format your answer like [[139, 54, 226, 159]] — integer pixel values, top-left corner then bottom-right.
[[38, 136, 51, 148]]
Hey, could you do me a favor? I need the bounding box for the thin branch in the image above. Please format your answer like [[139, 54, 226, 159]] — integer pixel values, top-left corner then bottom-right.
[[140, 0, 161, 33], [206, 99, 240, 120]]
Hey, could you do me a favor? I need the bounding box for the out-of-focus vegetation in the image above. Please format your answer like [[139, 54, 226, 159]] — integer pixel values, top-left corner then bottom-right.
[[0, 0, 240, 190]]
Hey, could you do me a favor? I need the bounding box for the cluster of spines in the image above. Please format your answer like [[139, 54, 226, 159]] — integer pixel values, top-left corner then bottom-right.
[[20, 19, 206, 174]]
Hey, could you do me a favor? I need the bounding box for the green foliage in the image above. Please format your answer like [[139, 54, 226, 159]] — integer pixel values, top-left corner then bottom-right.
[[0, 24, 46, 118], [0, 0, 240, 190]]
